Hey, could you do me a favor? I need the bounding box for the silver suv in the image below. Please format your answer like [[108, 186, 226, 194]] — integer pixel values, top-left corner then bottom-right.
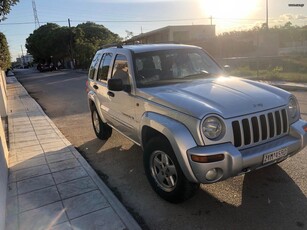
[[87, 44, 307, 203]]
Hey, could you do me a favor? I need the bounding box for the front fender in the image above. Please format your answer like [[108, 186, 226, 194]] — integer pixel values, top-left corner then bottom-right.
[[87, 91, 107, 123], [140, 112, 199, 183]]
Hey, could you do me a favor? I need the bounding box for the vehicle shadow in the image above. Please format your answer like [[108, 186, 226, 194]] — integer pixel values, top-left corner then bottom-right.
[[184, 165, 307, 230], [77, 138, 307, 230]]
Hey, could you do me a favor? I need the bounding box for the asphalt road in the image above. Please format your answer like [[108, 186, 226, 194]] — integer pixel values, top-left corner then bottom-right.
[[14, 69, 307, 230]]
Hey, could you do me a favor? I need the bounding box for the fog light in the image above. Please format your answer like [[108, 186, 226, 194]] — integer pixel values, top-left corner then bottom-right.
[[205, 168, 219, 181]]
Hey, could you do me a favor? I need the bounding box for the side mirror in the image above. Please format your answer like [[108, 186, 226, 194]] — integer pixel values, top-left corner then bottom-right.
[[108, 78, 131, 92]]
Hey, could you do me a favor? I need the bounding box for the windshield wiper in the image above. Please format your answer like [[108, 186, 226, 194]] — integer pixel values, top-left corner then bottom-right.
[[183, 71, 213, 79]]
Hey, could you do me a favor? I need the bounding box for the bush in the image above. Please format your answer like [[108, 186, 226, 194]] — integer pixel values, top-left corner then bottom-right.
[[0, 32, 11, 70]]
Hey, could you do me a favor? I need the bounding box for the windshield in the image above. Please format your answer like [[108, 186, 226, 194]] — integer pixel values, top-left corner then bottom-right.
[[134, 48, 225, 88]]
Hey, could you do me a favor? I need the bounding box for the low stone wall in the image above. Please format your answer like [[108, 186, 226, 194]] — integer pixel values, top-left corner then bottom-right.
[[0, 70, 7, 117], [0, 70, 8, 230]]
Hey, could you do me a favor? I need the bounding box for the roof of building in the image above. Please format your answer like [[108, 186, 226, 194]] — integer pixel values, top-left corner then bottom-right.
[[126, 24, 215, 42]]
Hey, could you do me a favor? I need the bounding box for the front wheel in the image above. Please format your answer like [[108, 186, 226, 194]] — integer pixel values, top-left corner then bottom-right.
[[144, 136, 199, 203], [91, 107, 112, 140]]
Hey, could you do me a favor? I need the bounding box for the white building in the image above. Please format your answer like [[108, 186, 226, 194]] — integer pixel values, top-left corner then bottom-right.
[[16, 54, 34, 66]]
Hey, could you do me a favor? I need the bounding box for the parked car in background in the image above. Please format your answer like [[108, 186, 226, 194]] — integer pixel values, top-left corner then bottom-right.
[[86, 44, 307, 203], [37, 63, 57, 72]]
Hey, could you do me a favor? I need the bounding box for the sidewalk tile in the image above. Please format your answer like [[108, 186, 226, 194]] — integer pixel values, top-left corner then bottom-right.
[[13, 126, 34, 132], [16, 151, 45, 162], [49, 158, 80, 173], [46, 151, 74, 164], [10, 156, 46, 171], [42, 142, 68, 152], [7, 182, 17, 197], [13, 140, 40, 149], [14, 144, 43, 155], [35, 129, 58, 135], [52, 166, 88, 184], [57, 177, 97, 199], [6, 195, 18, 216], [50, 222, 72, 230], [33, 125, 53, 131], [45, 147, 71, 155], [14, 164, 50, 182], [19, 201, 68, 230], [71, 207, 126, 230], [5, 213, 18, 230], [13, 131, 36, 138], [14, 135, 38, 143], [19, 186, 61, 213], [17, 174, 54, 194], [39, 137, 63, 144], [63, 190, 109, 219]]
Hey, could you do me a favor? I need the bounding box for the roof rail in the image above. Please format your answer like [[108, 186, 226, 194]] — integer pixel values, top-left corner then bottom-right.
[[100, 43, 123, 49]]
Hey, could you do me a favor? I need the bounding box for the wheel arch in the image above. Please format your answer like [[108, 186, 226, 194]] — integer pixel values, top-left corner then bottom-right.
[[88, 96, 107, 123], [140, 112, 198, 183]]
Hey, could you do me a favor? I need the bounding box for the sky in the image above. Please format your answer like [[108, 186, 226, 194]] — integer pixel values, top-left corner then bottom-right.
[[0, 0, 306, 61]]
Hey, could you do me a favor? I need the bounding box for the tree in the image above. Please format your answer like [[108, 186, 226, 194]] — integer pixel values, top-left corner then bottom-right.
[[0, 32, 11, 70], [26, 22, 122, 68], [73, 22, 121, 68], [0, 0, 19, 21], [26, 23, 66, 63]]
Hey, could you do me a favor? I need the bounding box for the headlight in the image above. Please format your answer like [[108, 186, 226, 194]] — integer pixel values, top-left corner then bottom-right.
[[202, 116, 224, 140], [288, 97, 299, 119]]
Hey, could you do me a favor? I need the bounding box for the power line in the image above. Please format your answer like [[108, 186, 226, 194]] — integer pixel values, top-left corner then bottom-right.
[[0, 21, 67, 26], [0, 17, 269, 26]]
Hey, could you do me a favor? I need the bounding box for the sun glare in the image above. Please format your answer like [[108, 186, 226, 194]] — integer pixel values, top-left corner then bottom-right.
[[200, 0, 259, 19]]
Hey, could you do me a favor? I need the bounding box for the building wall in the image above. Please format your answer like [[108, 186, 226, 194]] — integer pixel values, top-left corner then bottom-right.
[[0, 71, 8, 230], [169, 25, 215, 42], [126, 25, 216, 44]]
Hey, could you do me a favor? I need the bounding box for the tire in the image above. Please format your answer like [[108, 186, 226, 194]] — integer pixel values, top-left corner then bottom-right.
[[144, 136, 199, 203], [91, 107, 112, 140]]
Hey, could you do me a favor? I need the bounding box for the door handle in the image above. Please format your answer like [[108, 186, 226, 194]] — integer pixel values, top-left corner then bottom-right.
[[107, 91, 115, 97], [93, 85, 99, 90]]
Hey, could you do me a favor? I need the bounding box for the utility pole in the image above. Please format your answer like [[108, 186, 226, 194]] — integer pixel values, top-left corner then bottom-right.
[[266, 0, 269, 30], [68, 18, 74, 69], [21, 45, 25, 67], [210, 16, 213, 25]]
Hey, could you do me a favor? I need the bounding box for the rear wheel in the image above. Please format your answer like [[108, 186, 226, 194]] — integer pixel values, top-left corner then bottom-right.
[[91, 107, 112, 140], [144, 136, 199, 203]]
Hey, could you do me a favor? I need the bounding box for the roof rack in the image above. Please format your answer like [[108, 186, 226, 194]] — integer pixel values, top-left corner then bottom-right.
[[100, 43, 123, 49]]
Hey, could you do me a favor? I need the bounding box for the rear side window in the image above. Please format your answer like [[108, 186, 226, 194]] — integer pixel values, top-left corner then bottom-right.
[[97, 53, 113, 82], [88, 52, 102, 80]]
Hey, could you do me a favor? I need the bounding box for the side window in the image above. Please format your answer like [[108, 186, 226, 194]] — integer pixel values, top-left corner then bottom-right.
[[97, 53, 113, 82], [88, 52, 102, 80], [111, 54, 129, 85]]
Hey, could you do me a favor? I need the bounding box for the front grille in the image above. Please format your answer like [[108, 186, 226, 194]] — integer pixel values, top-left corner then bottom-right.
[[232, 108, 288, 148]]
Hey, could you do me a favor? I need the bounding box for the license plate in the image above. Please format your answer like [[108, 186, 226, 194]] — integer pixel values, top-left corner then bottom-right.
[[263, 148, 288, 164]]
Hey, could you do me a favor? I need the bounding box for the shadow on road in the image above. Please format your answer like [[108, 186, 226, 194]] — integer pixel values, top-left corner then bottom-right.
[[77, 137, 307, 230]]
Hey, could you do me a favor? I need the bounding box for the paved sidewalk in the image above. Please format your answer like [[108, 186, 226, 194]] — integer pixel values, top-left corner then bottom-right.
[[5, 77, 141, 230]]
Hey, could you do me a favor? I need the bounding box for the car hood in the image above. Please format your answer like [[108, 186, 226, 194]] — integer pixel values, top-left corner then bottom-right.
[[139, 77, 290, 119]]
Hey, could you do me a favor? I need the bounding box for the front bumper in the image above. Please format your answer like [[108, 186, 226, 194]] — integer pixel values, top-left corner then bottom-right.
[[187, 119, 307, 184]]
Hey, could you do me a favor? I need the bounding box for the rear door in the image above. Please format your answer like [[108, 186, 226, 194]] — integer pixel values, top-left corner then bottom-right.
[[94, 52, 114, 122]]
